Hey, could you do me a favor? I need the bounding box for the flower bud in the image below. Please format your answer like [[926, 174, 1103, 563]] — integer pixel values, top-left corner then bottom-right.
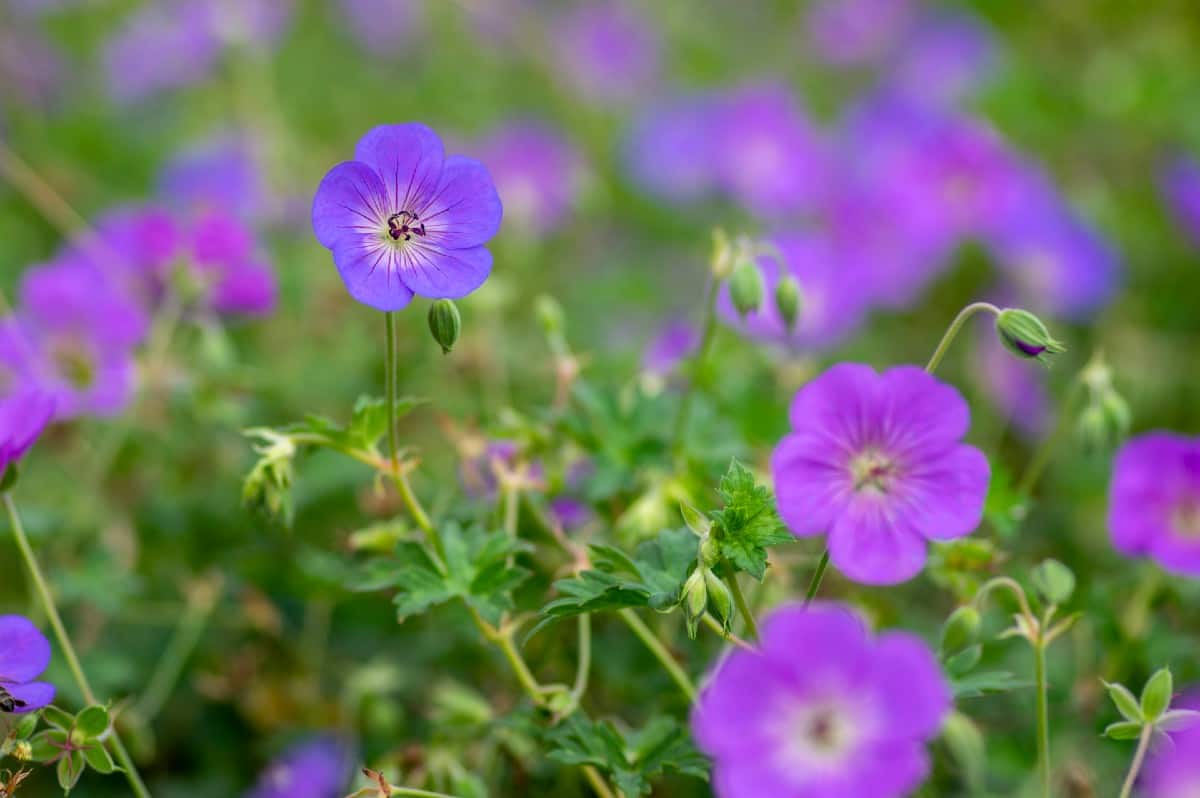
[[682, 567, 708, 639], [711, 228, 735, 280], [775, 275, 801, 332], [534, 294, 564, 337], [428, 299, 462, 355], [940, 606, 982, 656], [729, 259, 764, 318], [994, 308, 1066, 365], [1077, 353, 1130, 452], [699, 535, 721, 568], [703, 568, 734, 632]]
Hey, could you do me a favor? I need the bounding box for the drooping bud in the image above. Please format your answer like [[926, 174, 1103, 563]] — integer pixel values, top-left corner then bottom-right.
[[427, 299, 462, 354], [994, 308, 1067, 365], [729, 259, 764, 318], [681, 567, 708, 639], [775, 275, 801, 332], [703, 569, 734, 632], [940, 605, 982, 656]]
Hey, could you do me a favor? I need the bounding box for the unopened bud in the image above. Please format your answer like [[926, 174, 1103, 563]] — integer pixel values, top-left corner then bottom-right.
[[775, 275, 801, 332], [994, 308, 1066, 365], [729, 259, 764, 318], [699, 535, 721, 568], [1077, 353, 1130, 452], [427, 299, 462, 354], [703, 569, 734, 632], [711, 229, 735, 280], [940, 606, 982, 656], [682, 568, 708, 639], [534, 294, 564, 337]]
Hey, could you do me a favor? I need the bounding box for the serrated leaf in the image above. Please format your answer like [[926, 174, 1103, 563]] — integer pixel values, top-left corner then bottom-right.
[[1104, 720, 1144, 740], [709, 459, 792, 580], [1104, 681, 1142, 723]]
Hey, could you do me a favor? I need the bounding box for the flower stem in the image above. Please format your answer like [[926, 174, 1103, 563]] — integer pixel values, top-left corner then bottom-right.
[[1034, 638, 1051, 798], [569, 614, 592, 706], [134, 574, 222, 722], [617, 609, 697, 702], [924, 302, 1001, 375], [582, 765, 618, 798], [670, 278, 720, 458], [1117, 723, 1153, 798], [3, 494, 153, 798], [802, 548, 831, 606], [726, 574, 759, 641]]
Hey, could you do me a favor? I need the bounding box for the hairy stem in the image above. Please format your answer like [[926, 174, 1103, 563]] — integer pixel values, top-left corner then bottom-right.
[[726, 573, 759, 641], [4, 494, 153, 798], [617, 609, 697, 701], [1034, 638, 1051, 798], [670, 278, 720, 457], [924, 301, 1001, 375], [1117, 723, 1153, 798]]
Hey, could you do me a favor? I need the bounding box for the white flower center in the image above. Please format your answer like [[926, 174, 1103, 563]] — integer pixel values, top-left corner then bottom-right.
[[850, 449, 898, 494]]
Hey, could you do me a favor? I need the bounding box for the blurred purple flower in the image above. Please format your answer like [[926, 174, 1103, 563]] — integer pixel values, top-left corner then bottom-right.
[[80, 206, 183, 309], [459, 439, 543, 501], [1160, 155, 1200, 248], [806, 0, 918, 66], [103, 0, 222, 105], [692, 602, 950, 797], [888, 13, 997, 107], [311, 123, 503, 311], [0, 23, 65, 109], [190, 210, 278, 316], [0, 615, 56, 715], [642, 318, 699, 378], [1108, 432, 1200, 578], [772, 364, 989, 584], [1143, 690, 1200, 797], [159, 134, 268, 222], [623, 97, 719, 203], [549, 497, 593, 530], [718, 231, 870, 350], [713, 84, 831, 218], [247, 736, 350, 798], [339, 0, 423, 57], [474, 121, 583, 237], [552, 1, 660, 105], [0, 350, 55, 474], [206, 0, 294, 49]]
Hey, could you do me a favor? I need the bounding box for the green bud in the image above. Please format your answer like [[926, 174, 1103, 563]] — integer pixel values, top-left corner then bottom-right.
[[680, 502, 712, 538], [682, 568, 708, 639], [1141, 668, 1174, 722], [699, 535, 721, 568], [1079, 390, 1131, 453], [1031, 558, 1075, 606], [428, 299, 462, 355], [711, 229, 735, 280], [774, 275, 801, 332], [940, 606, 982, 656], [703, 569, 734, 632], [729, 259, 764, 318], [994, 308, 1067, 365], [533, 294, 564, 337]]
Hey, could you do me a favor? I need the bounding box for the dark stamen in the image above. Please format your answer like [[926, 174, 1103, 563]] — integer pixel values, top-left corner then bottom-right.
[[387, 211, 427, 242]]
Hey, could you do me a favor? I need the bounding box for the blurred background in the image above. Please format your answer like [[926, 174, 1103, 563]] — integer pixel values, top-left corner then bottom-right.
[[2, 0, 1200, 795]]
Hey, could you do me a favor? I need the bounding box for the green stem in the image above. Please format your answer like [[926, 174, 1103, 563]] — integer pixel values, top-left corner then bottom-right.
[[570, 614, 592, 705], [133, 576, 222, 722], [1034, 639, 1051, 798], [3, 494, 153, 798], [1016, 380, 1084, 498], [924, 302, 1001, 375], [1117, 723, 1153, 798], [670, 278, 720, 457], [803, 549, 831, 606], [617, 609, 697, 702], [726, 574, 759, 641], [582, 765, 618, 798]]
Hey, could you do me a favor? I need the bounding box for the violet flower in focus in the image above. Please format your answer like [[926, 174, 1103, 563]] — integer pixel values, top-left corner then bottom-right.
[[551, 1, 660, 105], [1160, 155, 1200, 248], [772, 364, 990, 584], [474, 121, 583, 237], [692, 602, 950, 797], [247, 736, 351, 798], [0, 615, 56, 715]]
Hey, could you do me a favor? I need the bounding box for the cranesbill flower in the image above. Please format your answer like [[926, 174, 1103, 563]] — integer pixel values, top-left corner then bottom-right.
[[1160, 156, 1200, 248], [887, 12, 997, 107], [623, 96, 719, 203], [190, 210, 277, 316], [806, 0, 917, 66], [0, 615, 56, 715], [551, 1, 659, 105], [717, 232, 870, 350], [0, 357, 55, 475], [312, 123, 503, 311], [1143, 691, 1200, 798], [339, 0, 424, 57], [692, 602, 950, 798], [772, 364, 990, 584], [0, 22, 64, 109], [247, 736, 351, 798], [103, 0, 221, 105], [474, 121, 583, 237], [159, 134, 268, 223], [1108, 432, 1200, 578], [713, 84, 831, 218], [642, 319, 699, 379]]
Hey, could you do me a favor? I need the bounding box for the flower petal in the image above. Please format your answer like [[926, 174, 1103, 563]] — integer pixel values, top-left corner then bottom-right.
[[398, 244, 492, 299], [787, 362, 880, 451], [330, 238, 415, 312], [876, 365, 971, 456], [1, 680, 55, 713], [771, 432, 850, 536], [311, 161, 390, 249], [418, 155, 503, 249], [896, 443, 990, 541], [0, 615, 51, 683], [828, 500, 928, 585], [871, 632, 952, 738], [353, 123, 445, 212]]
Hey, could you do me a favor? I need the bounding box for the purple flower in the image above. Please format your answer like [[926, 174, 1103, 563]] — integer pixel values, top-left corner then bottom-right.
[[772, 364, 990, 584], [190, 210, 278, 316], [551, 2, 660, 105], [0, 365, 55, 475], [459, 439, 543, 501], [311, 123, 503, 311], [0, 22, 64, 109], [806, 0, 918, 66], [642, 318, 699, 378], [78, 207, 183, 309], [104, 0, 222, 105], [1160, 155, 1200, 248], [713, 84, 831, 218], [717, 232, 870, 350], [0, 615, 56, 715], [1143, 690, 1200, 797], [13, 258, 148, 420], [159, 134, 268, 223], [623, 96, 719, 203], [1108, 432, 1200, 577], [887, 13, 997, 107], [206, 0, 294, 49], [247, 736, 351, 798], [474, 121, 583, 237], [339, 0, 424, 57], [692, 602, 950, 798]]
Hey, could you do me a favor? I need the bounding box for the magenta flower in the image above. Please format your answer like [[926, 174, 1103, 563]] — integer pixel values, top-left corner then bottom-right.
[[551, 1, 660, 105], [887, 12, 997, 107], [1143, 690, 1200, 797], [772, 364, 990, 584], [0, 369, 55, 476], [1108, 432, 1200, 577], [717, 232, 870, 350], [190, 210, 278, 316], [623, 96, 719, 203], [474, 121, 583, 237], [692, 602, 950, 798], [0, 615, 56, 715], [1160, 156, 1200, 248], [247, 736, 350, 798], [312, 123, 503, 311], [806, 0, 917, 66]]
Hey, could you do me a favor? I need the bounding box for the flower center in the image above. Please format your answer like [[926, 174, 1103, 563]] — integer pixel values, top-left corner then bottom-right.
[[773, 699, 859, 772], [386, 210, 427, 243], [1171, 499, 1200, 539], [850, 449, 897, 494], [50, 340, 95, 390]]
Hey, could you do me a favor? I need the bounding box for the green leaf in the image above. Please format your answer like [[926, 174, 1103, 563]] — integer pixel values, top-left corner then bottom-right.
[[41, 706, 74, 731], [983, 466, 1027, 538], [546, 713, 709, 797], [1104, 721, 1143, 740], [57, 749, 85, 792], [708, 459, 792, 580], [83, 743, 117, 774], [950, 671, 1034, 699], [74, 706, 110, 740], [347, 395, 427, 451], [1031, 559, 1075, 606], [1141, 668, 1174, 722], [1104, 681, 1143, 723]]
